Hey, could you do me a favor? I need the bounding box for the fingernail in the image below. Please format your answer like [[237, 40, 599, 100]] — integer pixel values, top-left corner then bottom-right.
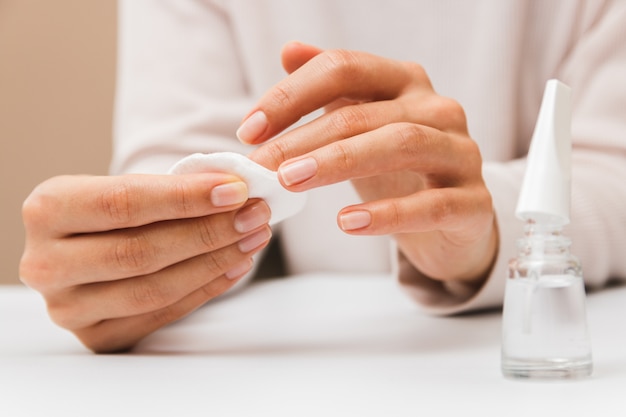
[[279, 157, 318, 186], [210, 181, 248, 207], [339, 210, 372, 231], [238, 228, 272, 253], [236, 111, 268, 144], [225, 259, 253, 280], [234, 201, 271, 233]]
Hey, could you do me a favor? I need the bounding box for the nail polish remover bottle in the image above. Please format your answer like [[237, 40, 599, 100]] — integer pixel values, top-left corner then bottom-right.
[[501, 79, 592, 379]]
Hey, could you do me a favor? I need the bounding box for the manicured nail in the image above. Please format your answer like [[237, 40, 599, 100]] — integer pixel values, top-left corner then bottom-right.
[[279, 157, 318, 186], [236, 111, 268, 144], [225, 259, 253, 280], [238, 228, 272, 253], [339, 210, 372, 231], [234, 201, 271, 233], [210, 181, 248, 207]]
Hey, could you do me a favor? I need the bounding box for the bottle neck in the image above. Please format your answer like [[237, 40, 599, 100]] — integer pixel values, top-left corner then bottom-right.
[[518, 220, 571, 258]]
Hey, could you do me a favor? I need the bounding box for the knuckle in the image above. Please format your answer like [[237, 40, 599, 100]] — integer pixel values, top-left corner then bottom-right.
[[197, 278, 232, 301], [268, 83, 296, 111], [330, 106, 369, 137], [21, 191, 46, 229], [331, 141, 359, 173], [128, 281, 170, 312], [200, 249, 231, 276], [467, 137, 483, 159], [395, 123, 430, 156], [196, 217, 220, 251], [112, 233, 155, 275], [429, 193, 454, 227], [384, 202, 402, 231], [457, 138, 483, 174], [149, 305, 180, 328], [100, 182, 134, 226], [45, 293, 85, 330], [323, 49, 362, 82], [19, 249, 57, 292], [18, 253, 42, 289], [475, 186, 494, 214], [433, 96, 467, 129], [21, 177, 63, 231], [47, 304, 78, 330], [170, 180, 195, 218], [75, 327, 136, 354], [261, 140, 293, 170], [402, 61, 428, 82]]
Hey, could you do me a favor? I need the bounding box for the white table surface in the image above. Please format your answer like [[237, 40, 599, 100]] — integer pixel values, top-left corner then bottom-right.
[[1, 273, 625, 417]]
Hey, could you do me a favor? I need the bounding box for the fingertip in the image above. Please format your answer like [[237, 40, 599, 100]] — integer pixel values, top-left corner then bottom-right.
[[210, 181, 248, 207], [225, 259, 253, 280], [278, 157, 318, 187], [281, 40, 323, 54], [338, 209, 372, 232], [236, 110, 268, 144], [281, 41, 323, 74], [281, 40, 304, 54], [237, 226, 272, 253]]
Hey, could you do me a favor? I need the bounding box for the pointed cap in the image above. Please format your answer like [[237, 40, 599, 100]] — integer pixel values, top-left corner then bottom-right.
[[516, 79, 572, 226]]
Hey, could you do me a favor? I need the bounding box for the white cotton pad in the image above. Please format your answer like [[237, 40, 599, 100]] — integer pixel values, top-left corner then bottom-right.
[[168, 152, 307, 225]]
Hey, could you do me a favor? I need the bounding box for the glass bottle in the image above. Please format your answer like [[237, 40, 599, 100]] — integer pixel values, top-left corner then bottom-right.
[[501, 221, 593, 379]]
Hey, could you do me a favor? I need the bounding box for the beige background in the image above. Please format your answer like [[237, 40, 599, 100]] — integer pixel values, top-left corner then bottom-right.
[[0, 1, 117, 284]]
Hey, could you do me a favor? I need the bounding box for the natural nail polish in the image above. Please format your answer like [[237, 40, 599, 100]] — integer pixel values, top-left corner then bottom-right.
[[236, 111, 268, 144], [234, 201, 271, 233], [279, 157, 318, 186], [225, 259, 253, 280], [210, 181, 248, 207], [238, 228, 272, 253], [339, 210, 372, 231]]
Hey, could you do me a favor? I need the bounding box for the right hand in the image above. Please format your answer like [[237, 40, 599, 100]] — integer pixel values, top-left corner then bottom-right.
[[20, 173, 272, 353]]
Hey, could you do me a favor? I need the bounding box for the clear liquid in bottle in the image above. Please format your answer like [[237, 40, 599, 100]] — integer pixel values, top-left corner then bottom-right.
[[501, 273, 592, 379]]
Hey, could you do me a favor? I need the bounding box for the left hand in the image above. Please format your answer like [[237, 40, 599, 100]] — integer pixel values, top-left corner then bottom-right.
[[244, 41, 497, 286]]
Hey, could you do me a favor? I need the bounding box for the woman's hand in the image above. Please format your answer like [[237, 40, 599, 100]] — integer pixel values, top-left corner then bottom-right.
[[20, 174, 272, 352], [246, 42, 497, 286]]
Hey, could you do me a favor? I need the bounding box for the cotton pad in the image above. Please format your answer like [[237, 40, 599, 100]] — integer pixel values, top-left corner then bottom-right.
[[168, 152, 307, 225]]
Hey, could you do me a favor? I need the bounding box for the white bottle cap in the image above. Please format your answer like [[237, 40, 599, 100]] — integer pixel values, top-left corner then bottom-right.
[[516, 79, 572, 226]]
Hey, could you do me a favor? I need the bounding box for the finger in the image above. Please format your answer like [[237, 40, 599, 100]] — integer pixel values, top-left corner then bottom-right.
[[22, 173, 248, 237], [31, 200, 272, 289], [281, 41, 324, 74], [275, 123, 481, 191], [73, 273, 249, 353], [249, 92, 467, 171], [337, 186, 493, 236], [281, 43, 365, 119], [237, 50, 428, 144], [249, 99, 409, 170], [47, 226, 271, 330]]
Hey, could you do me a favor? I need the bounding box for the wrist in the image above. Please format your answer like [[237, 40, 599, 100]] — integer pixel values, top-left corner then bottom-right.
[[395, 215, 499, 288]]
